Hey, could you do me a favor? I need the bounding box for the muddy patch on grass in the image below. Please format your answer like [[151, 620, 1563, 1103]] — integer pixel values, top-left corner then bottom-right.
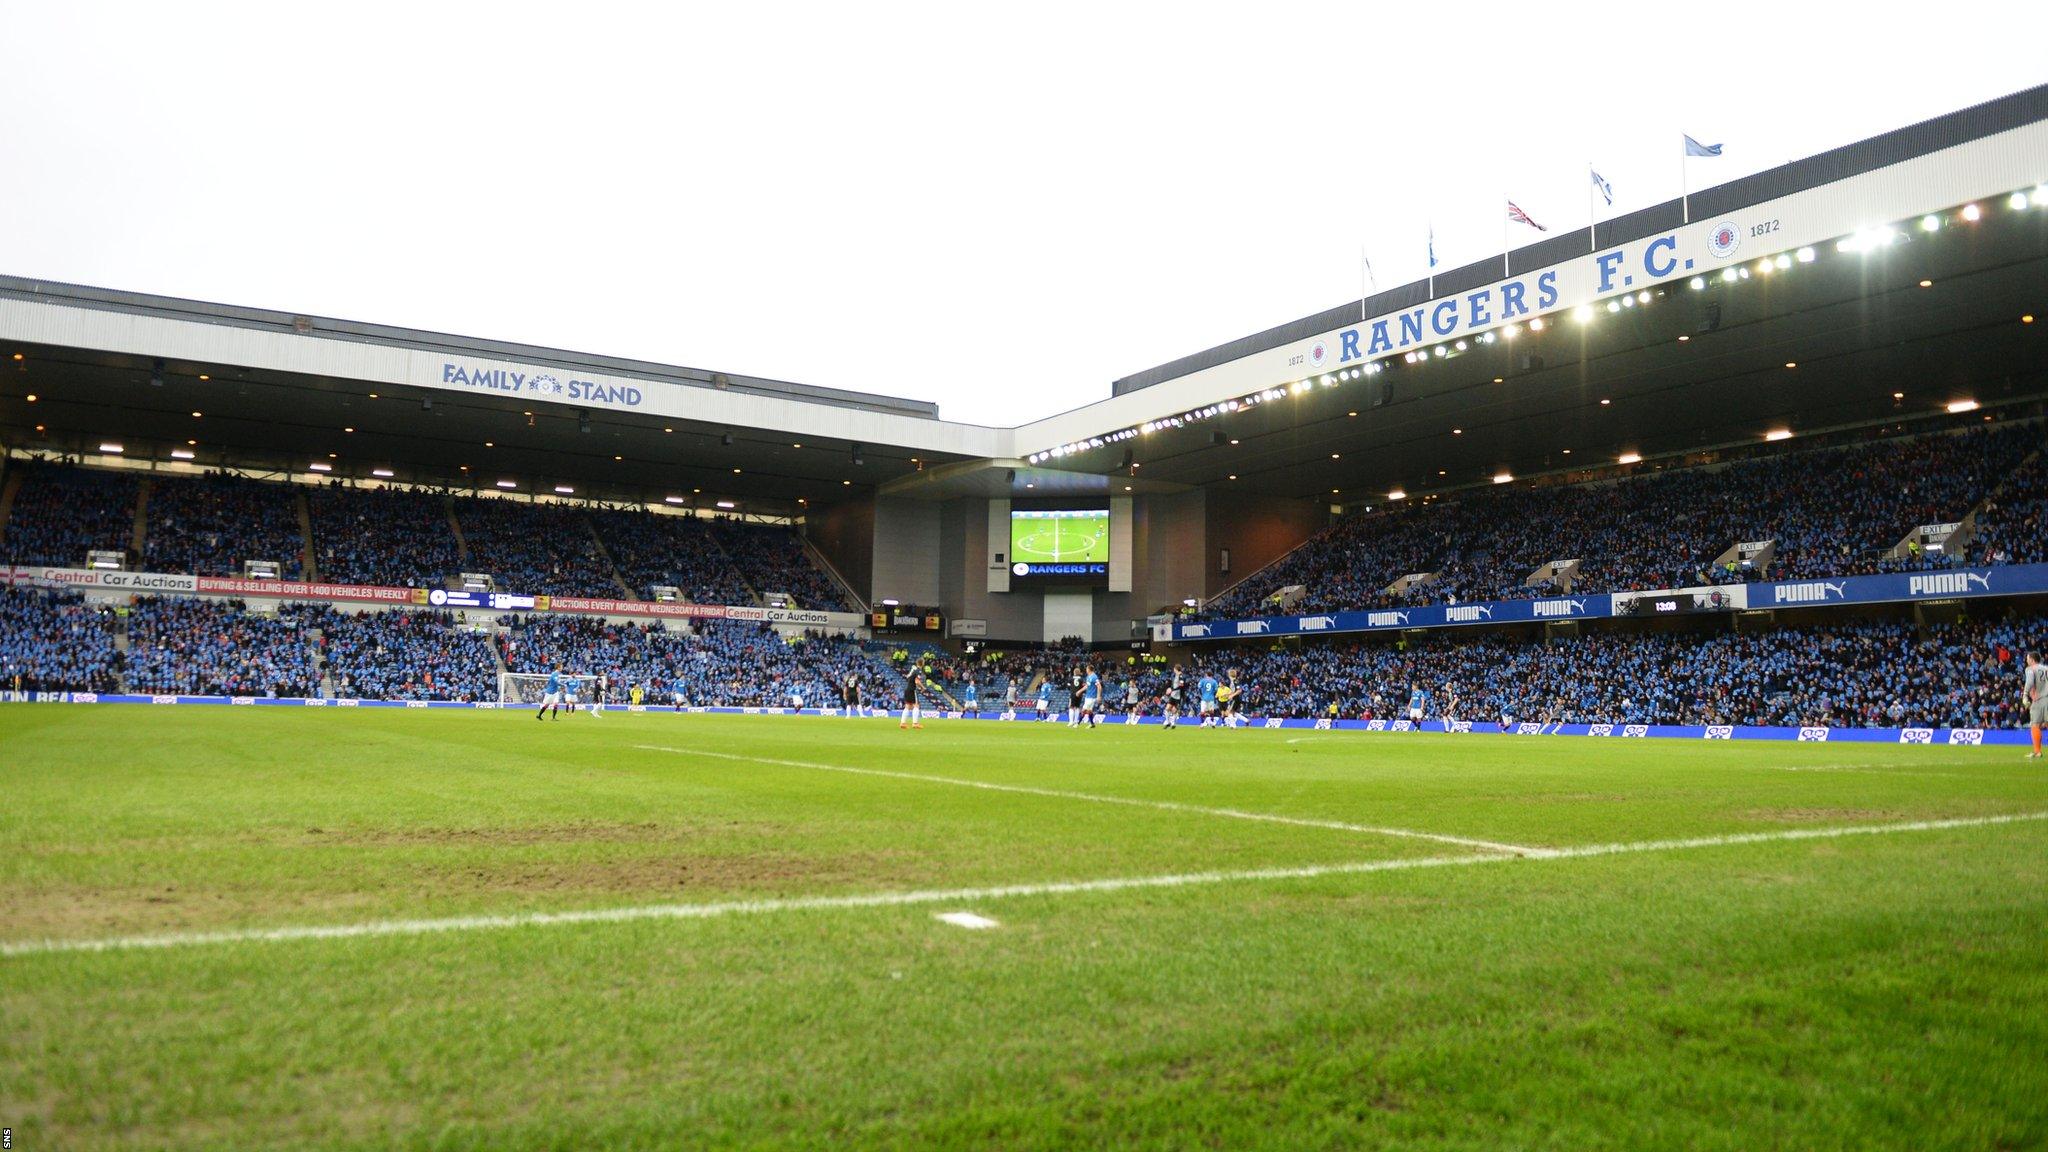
[[426, 848, 931, 896], [304, 819, 791, 848], [1741, 807, 1905, 824]]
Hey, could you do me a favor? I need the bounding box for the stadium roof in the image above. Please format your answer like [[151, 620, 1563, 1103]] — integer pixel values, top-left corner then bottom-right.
[[2, 85, 2045, 511]]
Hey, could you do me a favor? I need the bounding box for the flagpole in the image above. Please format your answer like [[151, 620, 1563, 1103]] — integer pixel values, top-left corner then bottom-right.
[[1681, 134, 1690, 225], [1587, 161, 1597, 253], [1501, 193, 1510, 279], [1427, 221, 1434, 300]]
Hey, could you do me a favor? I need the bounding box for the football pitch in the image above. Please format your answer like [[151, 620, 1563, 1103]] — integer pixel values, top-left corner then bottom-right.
[[4, 707, 2046, 1150], [1011, 512, 1110, 564]]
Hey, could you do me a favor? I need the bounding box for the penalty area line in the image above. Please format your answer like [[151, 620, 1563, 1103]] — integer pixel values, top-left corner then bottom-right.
[[630, 743, 1549, 857], [3, 811, 2042, 958]]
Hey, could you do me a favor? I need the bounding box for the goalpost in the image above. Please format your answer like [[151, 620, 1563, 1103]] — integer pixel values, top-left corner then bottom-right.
[[498, 672, 610, 707]]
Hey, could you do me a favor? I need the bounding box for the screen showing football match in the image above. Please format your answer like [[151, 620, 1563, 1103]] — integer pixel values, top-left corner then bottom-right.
[[1009, 508, 1110, 580]]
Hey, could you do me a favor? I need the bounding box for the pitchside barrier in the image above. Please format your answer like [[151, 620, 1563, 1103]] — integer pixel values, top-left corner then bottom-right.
[[0, 692, 2018, 745]]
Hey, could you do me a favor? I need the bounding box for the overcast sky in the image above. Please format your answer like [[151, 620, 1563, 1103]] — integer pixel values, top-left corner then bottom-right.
[[2, 3, 2042, 427]]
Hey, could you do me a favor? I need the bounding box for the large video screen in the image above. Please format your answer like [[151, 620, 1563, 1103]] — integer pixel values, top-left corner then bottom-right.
[[1009, 508, 1109, 581]]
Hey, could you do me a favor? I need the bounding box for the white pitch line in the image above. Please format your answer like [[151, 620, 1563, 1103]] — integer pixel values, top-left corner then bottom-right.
[[3, 811, 2042, 959], [631, 743, 1549, 857]]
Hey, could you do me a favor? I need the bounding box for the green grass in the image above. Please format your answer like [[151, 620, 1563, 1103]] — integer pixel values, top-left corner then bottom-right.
[[3, 706, 2046, 1150]]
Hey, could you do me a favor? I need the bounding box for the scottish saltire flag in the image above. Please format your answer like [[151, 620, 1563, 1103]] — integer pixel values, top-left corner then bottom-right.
[[1591, 169, 1614, 206], [1684, 135, 1723, 157], [1507, 201, 1548, 232], [1427, 226, 1437, 269]]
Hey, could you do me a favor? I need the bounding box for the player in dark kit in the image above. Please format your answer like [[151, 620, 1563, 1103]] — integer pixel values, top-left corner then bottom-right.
[[899, 666, 924, 730], [841, 671, 863, 718]]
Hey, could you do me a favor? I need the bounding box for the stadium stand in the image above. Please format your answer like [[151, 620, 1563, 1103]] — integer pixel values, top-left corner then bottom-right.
[[0, 585, 121, 693], [1209, 421, 2044, 616], [711, 521, 857, 610], [453, 497, 622, 597], [297, 605, 500, 703], [592, 510, 754, 605], [1183, 612, 2040, 730], [123, 595, 319, 697], [306, 484, 463, 587], [0, 462, 140, 567], [143, 471, 307, 578]]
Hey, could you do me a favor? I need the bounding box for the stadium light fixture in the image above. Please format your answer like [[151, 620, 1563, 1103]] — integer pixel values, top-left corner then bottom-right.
[[496, 480, 516, 488], [881, 599, 899, 607], [191, 411, 202, 418], [1451, 429, 1462, 436], [1892, 391, 1905, 400], [1617, 452, 1642, 464], [1454, 340, 1467, 352], [1773, 254, 1791, 271], [309, 462, 333, 472], [171, 449, 195, 460], [554, 485, 574, 494], [1961, 203, 1981, 221], [98, 442, 122, 453], [1785, 362, 1797, 369], [1599, 398, 1611, 406], [1575, 305, 1596, 323], [2024, 315, 2035, 324], [344, 426, 355, 433], [1722, 267, 1740, 282], [664, 495, 685, 504], [2012, 192, 2031, 210], [1947, 399, 1980, 413], [1689, 276, 1706, 290], [1227, 475, 1237, 481], [1492, 472, 1513, 484], [716, 501, 737, 509], [1677, 335, 1691, 343], [1920, 215, 1941, 233], [1637, 291, 1651, 304], [1615, 298, 1630, 310], [373, 468, 395, 478], [1388, 489, 1406, 501], [1764, 429, 1794, 441], [1528, 318, 1544, 331], [23, 393, 34, 401], [1795, 247, 1816, 263]]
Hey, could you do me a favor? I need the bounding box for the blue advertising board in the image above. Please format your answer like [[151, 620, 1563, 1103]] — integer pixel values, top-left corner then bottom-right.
[[1174, 564, 2048, 642]]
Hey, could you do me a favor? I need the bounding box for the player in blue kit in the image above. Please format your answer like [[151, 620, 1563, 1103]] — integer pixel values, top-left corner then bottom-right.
[[536, 665, 563, 720], [1036, 677, 1053, 720], [963, 677, 979, 714], [1407, 684, 1429, 723], [1198, 672, 1219, 727], [1079, 667, 1102, 729]]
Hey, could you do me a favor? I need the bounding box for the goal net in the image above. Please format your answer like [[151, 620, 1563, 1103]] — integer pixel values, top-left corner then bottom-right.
[[499, 672, 610, 706]]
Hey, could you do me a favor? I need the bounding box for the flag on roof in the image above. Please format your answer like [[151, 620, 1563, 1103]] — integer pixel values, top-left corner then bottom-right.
[[1684, 135, 1723, 157], [1507, 201, 1548, 232], [1590, 169, 1614, 206]]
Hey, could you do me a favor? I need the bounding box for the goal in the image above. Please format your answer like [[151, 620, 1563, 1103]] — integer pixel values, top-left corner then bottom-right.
[[498, 672, 610, 706]]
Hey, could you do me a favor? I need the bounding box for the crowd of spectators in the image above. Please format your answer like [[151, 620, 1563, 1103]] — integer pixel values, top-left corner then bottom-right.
[[593, 510, 753, 605], [455, 497, 623, 597], [1, 463, 139, 567], [1172, 612, 2038, 730], [295, 605, 499, 702], [496, 614, 874, 708], [712, 521, 855, 610], [1210, 421, 2045, 617], [306, 484, 463, 586], [0, 586, 121, 692], [144, 472, 306, 577], [124, 595, 319, 697]]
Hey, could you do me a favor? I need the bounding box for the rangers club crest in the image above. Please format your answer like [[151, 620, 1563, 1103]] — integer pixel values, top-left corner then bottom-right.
[[1706, 220, 1741, 259], [1309, 340, 1329, 368]]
